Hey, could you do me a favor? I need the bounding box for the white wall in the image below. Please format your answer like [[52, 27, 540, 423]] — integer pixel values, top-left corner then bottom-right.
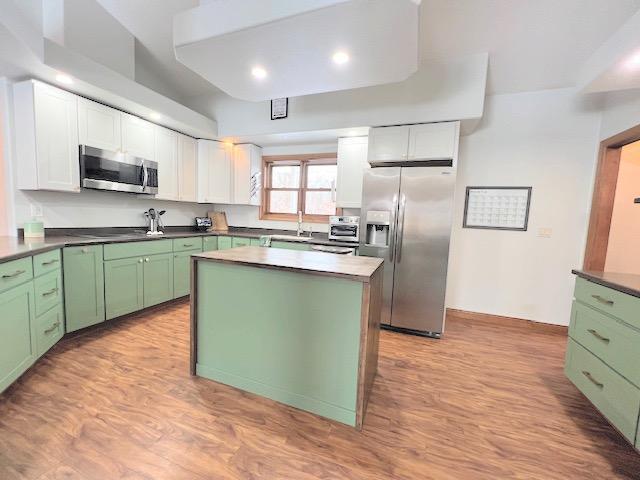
[[446, 88, 602, 326], [0, 77, 13, 235], [599, 88, 640, 140]]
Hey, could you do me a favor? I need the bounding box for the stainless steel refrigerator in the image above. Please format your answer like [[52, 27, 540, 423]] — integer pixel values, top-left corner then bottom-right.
[[359, 166, 456, 337]]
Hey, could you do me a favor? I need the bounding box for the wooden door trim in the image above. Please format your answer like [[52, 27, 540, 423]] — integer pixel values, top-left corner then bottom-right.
[[583, 123, 640, 271]]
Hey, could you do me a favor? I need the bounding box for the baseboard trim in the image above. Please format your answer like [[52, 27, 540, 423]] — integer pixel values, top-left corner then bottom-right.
[[446, 308, 568, 334]]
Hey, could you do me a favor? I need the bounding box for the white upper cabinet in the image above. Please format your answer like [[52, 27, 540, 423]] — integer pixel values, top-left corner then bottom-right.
[[178, 134, 197, 202], [407, 122, 459, 162], [121, 113, 155, 160], [368, 122, 460, 167], [13, 80, 80, 192], [197, 140, 232, 204], [155, 126, 179, 201], [336, 136, 369, 209], [233, 144, 262, 206], [367, 126, 409, 163], [77, 98, 122, 152]]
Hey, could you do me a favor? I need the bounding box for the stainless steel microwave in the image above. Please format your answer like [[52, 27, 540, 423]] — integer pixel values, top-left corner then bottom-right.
[[328, 216, 360, 242], [79, 145, 158, 194]]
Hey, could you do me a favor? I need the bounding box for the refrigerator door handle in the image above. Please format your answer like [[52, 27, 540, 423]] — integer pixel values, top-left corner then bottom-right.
[[395, 194, 407, 263], [389, 193, 398, 263]]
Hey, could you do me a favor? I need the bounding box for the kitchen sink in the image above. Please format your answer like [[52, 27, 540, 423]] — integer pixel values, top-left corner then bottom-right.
[[74, 231, 147, 239], [268, 234, 313, 242]]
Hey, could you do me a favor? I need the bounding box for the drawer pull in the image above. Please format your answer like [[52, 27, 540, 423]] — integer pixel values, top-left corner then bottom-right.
[[582, 370, 604, 389], [41, 259, 59, 266], [587, 328, 610, 344], [591, 294, 614, 306], [42, 287, 59, 297], [81, 248, 90, 254], [183, 244, 194, 247], [2, 269, 26, 279], [44, 321, 60, 335]]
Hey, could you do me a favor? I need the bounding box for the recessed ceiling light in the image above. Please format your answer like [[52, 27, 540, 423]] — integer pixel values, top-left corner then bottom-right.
[[55, 73, 73, 85], [149, 112, 162, 121], [332, 51, 350, 65], [251, 66, 267, 80]]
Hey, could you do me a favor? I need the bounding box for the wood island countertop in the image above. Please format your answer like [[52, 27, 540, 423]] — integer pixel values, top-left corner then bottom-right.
[[192, 246, 383, 282]]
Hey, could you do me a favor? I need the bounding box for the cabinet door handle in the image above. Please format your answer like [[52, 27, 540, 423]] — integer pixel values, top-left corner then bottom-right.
[[144, 258, 150, 262], [582, 371, 604, 389], [591, 294, 614, 306], [587, 329, 610, 344], [44, 321, 60, 335], [42, 287, 59, 297], [2, 269, 26, 279], [81, 248, 90, 254], [183, 244, 194, 247], [138, 258, 144, 263], [41, 259, 59, 266]]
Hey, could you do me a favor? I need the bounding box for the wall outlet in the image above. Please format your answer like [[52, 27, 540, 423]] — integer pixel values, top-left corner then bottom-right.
[[537, 227, 552, 238], [30, 203, 43, 217]]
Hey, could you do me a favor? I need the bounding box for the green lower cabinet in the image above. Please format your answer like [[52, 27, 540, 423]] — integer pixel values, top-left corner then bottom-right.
[[35, 303, 64, 358], [143, 253, 174, 307], [203, 236, 218, 252], [217, 236, 232, 250], [63, 245, 105, 332], [0, 282, 36, 393], [250, 238, 260, 247], [232, 237, 251, 248], [104, 257, 144, 320], [174, 250, 199, 298], [271, 241, 311, 251]]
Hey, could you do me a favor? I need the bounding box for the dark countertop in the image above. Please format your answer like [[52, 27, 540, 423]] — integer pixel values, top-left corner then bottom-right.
[[0, 227, 359, 264], [573, 270, 640, 299], [194, 246, 383, 282]]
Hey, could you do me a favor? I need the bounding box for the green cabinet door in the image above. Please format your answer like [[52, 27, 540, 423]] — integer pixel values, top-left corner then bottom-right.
[[218, 236, 232, 250], [104, 257, 144, 320], [203, 236, 218, 252], [173, 250, 199, 298], [250, 238, 260, 246], [63, 245, 105, 332], [271, 241, 311, 251], [232, 237, 251, 248], [0, 282, 36, 393], [143, 253, 174, 307]]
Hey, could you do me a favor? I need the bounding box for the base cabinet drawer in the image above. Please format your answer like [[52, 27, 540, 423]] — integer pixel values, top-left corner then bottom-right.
[[232, 237, 250, 248], [0, 257, 33, 294], [33, 249, 61, 277], [570, 301, 640, 387], [35, 303, 64, 358], [574, 277, 640, 330], [271, 241, 311, 251], [565, 339, 640, 443], [0, 282, 35, 394], [34, 270, 63, 317], [173, 237, 203, 253]]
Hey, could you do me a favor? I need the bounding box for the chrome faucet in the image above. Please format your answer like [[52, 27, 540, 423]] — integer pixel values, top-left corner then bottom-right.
[[297, 211, 303, 236]]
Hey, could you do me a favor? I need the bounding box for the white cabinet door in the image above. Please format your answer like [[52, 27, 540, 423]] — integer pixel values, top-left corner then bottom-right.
[[178, 134, 197, 202], [408, 122, 459, 162], [155, 126, 179, 201], [233, 144, 262, 205], [367, 126, 409, 163], [34, 83, 80, 192], [121, 113, 155, 160], [77, 98, 121, 151], [197, 140, 232, 204], [336, 136, 369, 208]]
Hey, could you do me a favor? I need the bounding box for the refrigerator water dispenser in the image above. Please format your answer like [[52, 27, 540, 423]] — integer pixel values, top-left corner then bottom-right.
[[365, 210, 391, 247]]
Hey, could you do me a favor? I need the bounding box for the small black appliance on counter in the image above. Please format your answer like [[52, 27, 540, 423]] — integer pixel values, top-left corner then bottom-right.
[[195, 217, 212, 232]]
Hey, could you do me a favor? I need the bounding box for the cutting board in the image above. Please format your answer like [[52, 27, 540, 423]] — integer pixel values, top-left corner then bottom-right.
[[208, 211, 229, 232]]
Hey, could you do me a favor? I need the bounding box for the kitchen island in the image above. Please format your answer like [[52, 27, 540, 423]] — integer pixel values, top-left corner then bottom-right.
[[190, 246, 383, 428]]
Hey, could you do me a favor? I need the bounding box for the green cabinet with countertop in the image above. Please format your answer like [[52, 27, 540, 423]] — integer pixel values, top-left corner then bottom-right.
[[143, 253, 174, 307], [63, 245, 105, 332], [217, 236, 232, 250], [232, 237, 251, 248], [203, 236, 218, 252], [104, 256, 144, 320], [0, 281, 36, 393], [565, 274, 640, 447]]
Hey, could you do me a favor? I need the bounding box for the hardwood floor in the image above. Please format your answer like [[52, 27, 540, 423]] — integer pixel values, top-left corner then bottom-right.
[[1, 301, 639, 479]]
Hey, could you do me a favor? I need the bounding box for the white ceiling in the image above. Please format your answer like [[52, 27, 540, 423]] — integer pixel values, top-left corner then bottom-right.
[[221, 126, 370, 147], [98, 0, 640, 100]]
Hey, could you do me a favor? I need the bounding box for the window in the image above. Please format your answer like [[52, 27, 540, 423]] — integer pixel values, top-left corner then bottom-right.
[[261, 154, 338, 222]]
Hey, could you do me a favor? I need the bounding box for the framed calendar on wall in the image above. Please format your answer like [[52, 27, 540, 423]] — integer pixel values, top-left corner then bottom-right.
[[463, 186, 532, 231]]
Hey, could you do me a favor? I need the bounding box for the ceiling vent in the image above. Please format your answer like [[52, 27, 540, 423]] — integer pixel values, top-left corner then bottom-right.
[[173, 0, 421, 101]]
